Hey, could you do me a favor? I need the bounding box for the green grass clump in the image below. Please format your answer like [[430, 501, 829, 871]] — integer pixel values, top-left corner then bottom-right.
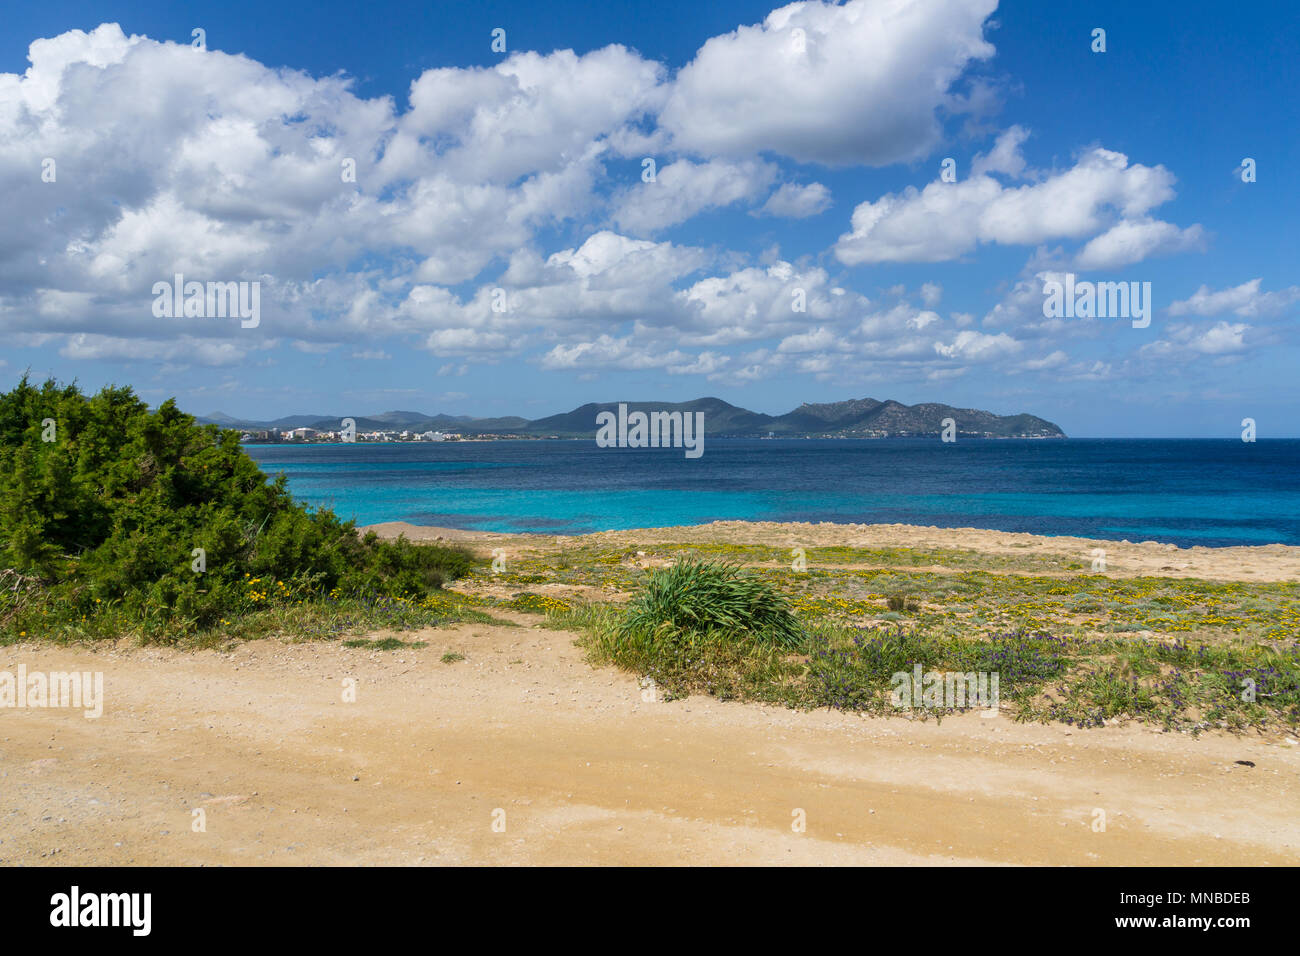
[[618, 558, 801, 649], [885, 592, 919, 612]]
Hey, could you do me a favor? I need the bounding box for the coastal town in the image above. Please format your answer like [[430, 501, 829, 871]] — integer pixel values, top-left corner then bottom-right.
[[237, 426, 545, 443]]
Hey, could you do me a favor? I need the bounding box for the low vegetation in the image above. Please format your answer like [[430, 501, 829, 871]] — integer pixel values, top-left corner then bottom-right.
[[474, 545, 1300, 734], [0, 377, 485, 646]]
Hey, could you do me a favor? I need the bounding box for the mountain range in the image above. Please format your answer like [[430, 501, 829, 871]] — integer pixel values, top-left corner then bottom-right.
[[196, 398, 1066, 439]]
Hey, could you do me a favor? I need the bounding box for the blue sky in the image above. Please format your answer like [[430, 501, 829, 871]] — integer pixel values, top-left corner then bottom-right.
[[2, 0, 1297, 436]]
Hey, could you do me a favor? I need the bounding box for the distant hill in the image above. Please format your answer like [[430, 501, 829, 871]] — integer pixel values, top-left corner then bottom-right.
[[525, 397, 774, 436], [770, 399, 1064, 439], [195, 397, 1065, 439]]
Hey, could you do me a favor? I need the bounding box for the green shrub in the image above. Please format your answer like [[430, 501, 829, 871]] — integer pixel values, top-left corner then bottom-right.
[[885, 592, 918, 612], [618, 558, 801, 648], [0, 376, 474, 637]]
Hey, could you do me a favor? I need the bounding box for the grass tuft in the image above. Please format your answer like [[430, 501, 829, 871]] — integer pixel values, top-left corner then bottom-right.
[[617, 558, 802, 649]]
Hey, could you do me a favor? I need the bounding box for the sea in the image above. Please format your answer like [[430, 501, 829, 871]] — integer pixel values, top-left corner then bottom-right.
[[242, 438, 1300, 548]]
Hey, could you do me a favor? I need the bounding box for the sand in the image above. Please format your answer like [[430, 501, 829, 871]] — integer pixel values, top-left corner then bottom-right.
[[3, 521, 1297, 866], [365, 519, 1300, 582]]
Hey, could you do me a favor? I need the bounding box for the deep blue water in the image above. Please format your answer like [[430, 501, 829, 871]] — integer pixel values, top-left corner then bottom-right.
[[243, 439, 1300, 548]]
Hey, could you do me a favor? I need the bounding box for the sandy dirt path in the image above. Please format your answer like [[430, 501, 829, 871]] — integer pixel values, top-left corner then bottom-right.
[[3, 620, 1297, 866]]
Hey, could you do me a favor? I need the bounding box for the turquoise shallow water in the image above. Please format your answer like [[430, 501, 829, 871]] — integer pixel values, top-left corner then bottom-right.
[[243, 438, 1300, 548]]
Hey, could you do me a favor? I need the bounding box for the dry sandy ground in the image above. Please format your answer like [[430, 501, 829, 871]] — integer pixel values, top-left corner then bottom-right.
[[5, 521, 1298, 866], [366, 519, 1300, 582], [3, 617, 1298, 866]]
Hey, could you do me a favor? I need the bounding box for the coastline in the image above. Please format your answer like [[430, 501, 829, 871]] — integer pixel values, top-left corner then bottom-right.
[[363, 519, 1300, 583]]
